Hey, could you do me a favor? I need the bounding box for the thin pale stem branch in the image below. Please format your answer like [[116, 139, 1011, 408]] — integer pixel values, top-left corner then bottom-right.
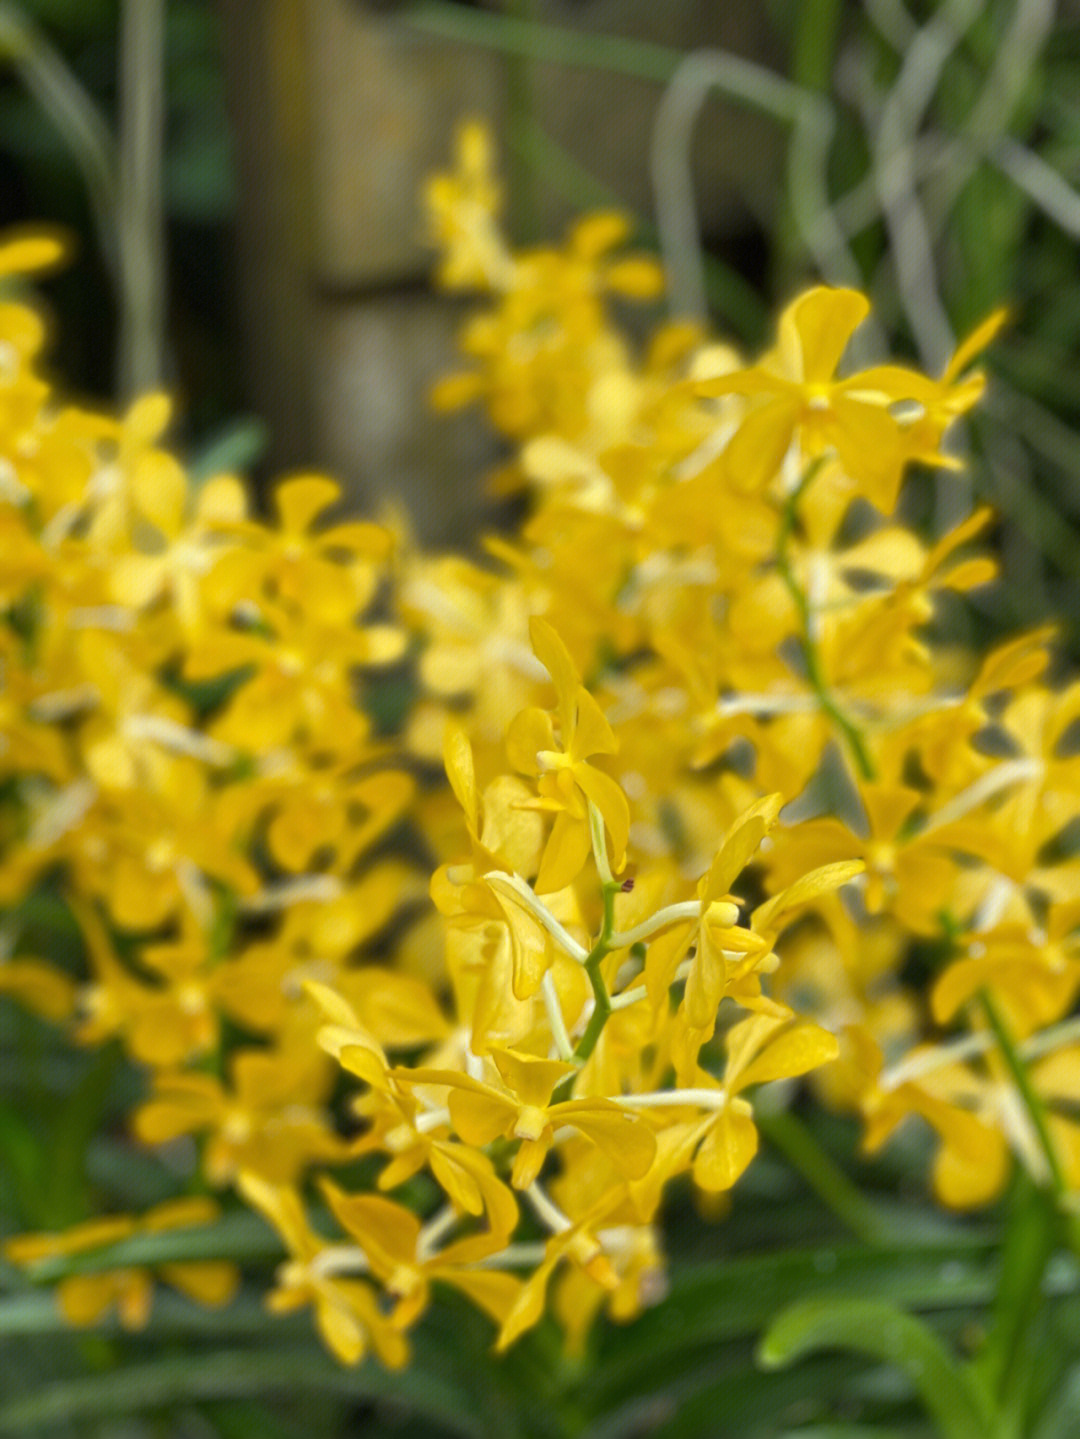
[[610, 901, 700, 950], [0, 4, 119, 271], [542, 971, 574, 1061], [483, 871, 589, 964], [117, 0, 167, 397], [525, 1181, 571, 1235]]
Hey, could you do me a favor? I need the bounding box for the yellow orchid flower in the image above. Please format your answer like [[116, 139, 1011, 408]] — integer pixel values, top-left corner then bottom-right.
[[423, 119, 512, 293], [397, 1048, 656, 1191], [507, 616, 630, 892], [134, 1046, 347, 1186], [309, 981, 519, 1234], [494, 1192, 625, 1353], [694, 286, 984, 507], [202, 474, 394, 626], [320, 1181, 522, 1333], [239, 1173, 409, 1368], [687, 1013, 840, 1193], [643, 794, 784, 1028]]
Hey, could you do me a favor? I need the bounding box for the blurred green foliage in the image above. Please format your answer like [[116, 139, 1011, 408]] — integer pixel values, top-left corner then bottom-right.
[[9, 957, 1079, 1439]]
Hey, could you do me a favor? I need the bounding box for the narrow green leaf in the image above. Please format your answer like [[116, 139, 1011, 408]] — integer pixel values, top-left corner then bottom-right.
[[975, 1175, 1063, 1418], [0, 1287, 297, 1339], [0, 1345, 485, 1437], [0, 1290, 58, 1336], [188, 417, 268, 481], [43, 1043, 122, 1227], [402, 0, 807, 124], [12, 1208, 283, 1283], [758, 1298, 995, 1439], [0, 1100, 46, 1217]]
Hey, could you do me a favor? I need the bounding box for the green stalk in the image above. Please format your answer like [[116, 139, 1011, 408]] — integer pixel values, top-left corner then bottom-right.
[[791, 0, 844, 94], [550, 876, 618, 1104], [571, 881, 617, 1068], [756, 1108, 891, 1246], [772, 0, 844, 291], [979, 989, 1068, 1201]]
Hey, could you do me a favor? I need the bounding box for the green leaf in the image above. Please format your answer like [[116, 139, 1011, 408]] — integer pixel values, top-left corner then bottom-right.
[[201, 1396, 343, 1439], [42, 1043, 123, 1228], [188, 417, 268, 481], [584, 1237, 1000, 1411], [949, 164, 1027, 332], [0, 1100, 46, 1219], [0, 1290, 58, 1336], [0, 1344, 486, 1437], [758, 1298, 996, 1439], [1032, 1364, 1080, 1439], [0, 1288, 295, 1340], [974, 1175, 1064, 1420], [11, 1207, 283, 1284]]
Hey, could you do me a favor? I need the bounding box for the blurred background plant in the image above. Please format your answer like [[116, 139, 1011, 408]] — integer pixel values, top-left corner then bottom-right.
[[5, 3, 1080, 1438], [8, 0, 1080, 628], [6, 1, 1080, 630], [400, 0, 1080, 640]]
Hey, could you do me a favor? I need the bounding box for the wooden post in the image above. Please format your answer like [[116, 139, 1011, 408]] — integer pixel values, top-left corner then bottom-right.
[[220, 0, 784, 543]]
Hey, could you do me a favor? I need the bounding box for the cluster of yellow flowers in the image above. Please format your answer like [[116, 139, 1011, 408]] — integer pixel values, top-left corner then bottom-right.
[[4, 122, 1080, 1369]]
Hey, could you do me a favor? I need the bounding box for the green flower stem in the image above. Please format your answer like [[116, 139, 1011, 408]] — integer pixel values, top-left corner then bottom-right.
[[551, 868, 617, 1103], [0, 0, 169, 397], [570, 880, 617, 1070], [609, 900, 700, 949], [541, 972, 574, 1062], [776, 460, 878, 783], [756, 1108, 893, 1246], [483, 872, 589, 964], [771, 0, 844, 292], [503, 0, 537, 244], [979, 988, 1069, 1201], [564, 803, 619, 1066]]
